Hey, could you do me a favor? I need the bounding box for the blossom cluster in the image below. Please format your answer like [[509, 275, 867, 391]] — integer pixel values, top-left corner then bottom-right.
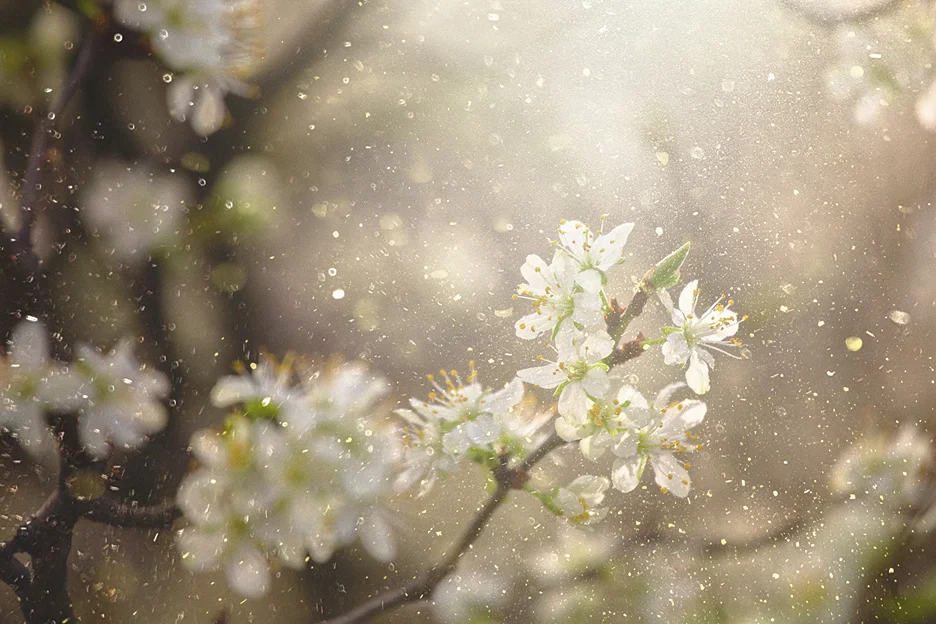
[[175, 359, 398, 597], [513, 219, 743, 508], [114, 0, 263, 135], [394, 364, 549, 495], [0, 318, 169, 459]]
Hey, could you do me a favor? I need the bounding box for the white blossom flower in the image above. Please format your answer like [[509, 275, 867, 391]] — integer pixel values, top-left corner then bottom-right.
[[395, 367, 527, 494], [211, 357, 309, 425], [176, 418, 275, 598], [830, 425, 932, 506], [73, 339, 170, 458], [555, 377, 644, 462], [554, 218, 634, 286], [553, 475, 610, 526], [179, 359, 400, 596], [609, 383, 706, 498], [659, 279, 743, 395], [514, 251, 604, 341], [80, 161, 189, 262], [517, 329, 613, 425], [0, 320, 60, 456], [114, 0, 263, 135]]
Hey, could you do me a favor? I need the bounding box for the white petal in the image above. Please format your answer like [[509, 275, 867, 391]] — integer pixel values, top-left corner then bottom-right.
[[678, 280, 699, 316], [592, 222, 634, 270], [582, 331, 614, 362], [653, 382, 687, 409], [166, 77, 195, 122], [557, 220, 590, 264], [515, 311, 552, 340], [210, 375, 257, 407], [360, 510, 396, 562], [611, 431, 638, 458], [10, 320, 49, 370], [177, 527, 223, 572], [557, 382, 587, 423], [685, 350, 711, 395], [482, 378, 524, 414], [520, 254, 551, 293], [79, 414, 111, 459], [224, 542, 270, 598], [917, 80, 936, 131], [616, 385, 648, 410], [517, 363, 564, 389], [192, 87, 227, 136], [611, 456, 642, 492], [581, 367, 610, 399], [555, 415, 590, 442], [574, 268, 603, 293], [650, 453, 691, 497], [659, 400, 707, 437], [662, 332, 690, 366], [658, 288, 675, 317]]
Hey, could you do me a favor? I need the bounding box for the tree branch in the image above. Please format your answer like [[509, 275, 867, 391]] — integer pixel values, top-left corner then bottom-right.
[[79, 497, 181, 529], [317, 433, 567, 624], [16, 30, 95, 257]]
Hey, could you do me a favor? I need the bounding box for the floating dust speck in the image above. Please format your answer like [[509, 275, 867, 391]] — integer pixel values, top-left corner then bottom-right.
[[888, 310, 910, 325], [494, 308, 513, 318], [430, 270, 448, 279], [332, 289, 345, 300], [656, 151, 670, 165], [690, 146, 705, 159], [780, 283, 795, 295], [845, 336, 863, 351]]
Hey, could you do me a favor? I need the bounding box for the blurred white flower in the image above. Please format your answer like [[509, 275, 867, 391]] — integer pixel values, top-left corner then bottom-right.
[[553, 474, 610, 526], [609, 383, 706, 498], [831, 425, 932, 507], [0, 319, 60, 457], [179, 358, 401, 596], [514, 251, 603, 341], [432, 568, 510, 623], [176, 419, 275, 598], [73, 339, 170, 458], [517, 328, 613, 424], [114, 0, 263, 135], [80, 161, 189, 262], [554, 218, 634, 286], [211, 357, 308, 424], [659, 279, 743, 395]]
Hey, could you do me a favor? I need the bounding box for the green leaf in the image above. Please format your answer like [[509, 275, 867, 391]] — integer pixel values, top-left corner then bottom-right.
[[648, 241, 691, 290]]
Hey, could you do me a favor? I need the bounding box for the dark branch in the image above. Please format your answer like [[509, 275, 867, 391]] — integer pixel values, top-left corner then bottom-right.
[[79, 497, 181, 528], [317, 433, 567, 624], [16, 31, 95, 256]]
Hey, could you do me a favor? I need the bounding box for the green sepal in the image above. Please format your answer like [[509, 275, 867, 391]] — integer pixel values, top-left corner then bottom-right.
[[648, 242, 690, 291], [554, 380, 570, 396]]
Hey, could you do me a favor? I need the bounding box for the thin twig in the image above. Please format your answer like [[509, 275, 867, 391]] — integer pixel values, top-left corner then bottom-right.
[[317, 433, 567, 624], [79, 497, 181, 529]]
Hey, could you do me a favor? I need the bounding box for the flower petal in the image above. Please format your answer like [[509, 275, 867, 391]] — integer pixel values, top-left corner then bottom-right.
[[592, 222, 634, 270], [611, 456, 642, 493], [517, 363, 564, 389], [224, 542, 270, 598], [650, 452, 691, 497], [685, 350, 710, 395], [678, 280, 699, 316]]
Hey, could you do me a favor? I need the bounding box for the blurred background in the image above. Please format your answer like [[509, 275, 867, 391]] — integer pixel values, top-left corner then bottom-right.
[[2, 0, 936, 621]]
